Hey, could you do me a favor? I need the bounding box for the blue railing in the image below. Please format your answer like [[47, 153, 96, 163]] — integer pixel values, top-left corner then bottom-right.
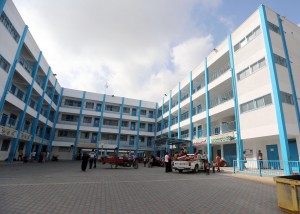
[[233, 160, 300, 176]]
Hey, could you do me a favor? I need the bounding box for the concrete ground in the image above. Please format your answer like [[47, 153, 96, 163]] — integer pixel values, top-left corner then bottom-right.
[[0, 161, 283, 214]]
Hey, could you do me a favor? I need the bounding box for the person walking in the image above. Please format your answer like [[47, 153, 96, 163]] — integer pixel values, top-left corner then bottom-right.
[[17, 149, 23, 161], [89, 149, 97, 169], [205, 160, 210, 175], [216, 154, 221, 172]]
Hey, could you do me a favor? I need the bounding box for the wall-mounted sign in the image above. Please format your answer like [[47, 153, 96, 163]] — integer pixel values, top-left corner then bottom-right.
[[0, 125, 18, 138], [211, 132, 235, 144], [34, 136, 42, 144], [193, 137, 207, 146], [20, 132, 31, 141]]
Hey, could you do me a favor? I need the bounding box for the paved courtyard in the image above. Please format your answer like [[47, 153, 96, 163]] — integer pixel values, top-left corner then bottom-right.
[[0, 161, 283, 214]]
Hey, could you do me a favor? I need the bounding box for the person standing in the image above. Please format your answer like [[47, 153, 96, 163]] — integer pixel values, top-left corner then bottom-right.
[[168, 152, 172, 172], [216, 154, 221, 172], [243, 151, 247, 169], [89, 149, 97, 169], [257, 150, 263, 169], [205, 160, 210, 175], [164, 152, 169, 172], [17, 149, 23, 161]]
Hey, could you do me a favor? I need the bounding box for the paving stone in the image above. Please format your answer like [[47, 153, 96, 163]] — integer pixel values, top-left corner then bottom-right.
[[0, 161, 284, 214]]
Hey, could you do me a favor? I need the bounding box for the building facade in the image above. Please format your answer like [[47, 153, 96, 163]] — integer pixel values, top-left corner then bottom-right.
[[0, 1, 299, 174]]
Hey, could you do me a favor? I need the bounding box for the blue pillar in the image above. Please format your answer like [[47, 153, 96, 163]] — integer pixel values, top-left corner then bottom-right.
[[0, 25, 28, 114], [259, 5, 290, 175], [167, 90, 172, 153], [205, 58, 212, 163], [189, 71, 194, 153], [26, 67, 51, 160], [116, 97, 124, 156], [72, 91, 86, 160], [135, 100, 142, 157], [39, 79, 57, 155], [277, 14, 300, 132], [0, 0, 7, 14], [228, 35, 244, 168], [35, 68, 52, 160], [178, 83, 181, 138], [8, 51, 42, 163], [47, 87, 64, 154], [96, 94, 106, 156], [154, 103, 158, 157], [161, 97, 164, 137]]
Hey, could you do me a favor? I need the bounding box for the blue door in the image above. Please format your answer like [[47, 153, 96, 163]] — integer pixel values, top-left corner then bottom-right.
[[94, 118, 100, 127], [0, 114, 8, 126], [266, 144, 280, 169], [288, 140, 299, 172], [223, 143, 237, 167]]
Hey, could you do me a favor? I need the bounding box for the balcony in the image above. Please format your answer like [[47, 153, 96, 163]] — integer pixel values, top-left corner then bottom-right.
[[0, 113, 18, 129], [18, 56, 34, 75], [210, 120, 236, 136], [210, 90, 233, 109], [209, 63, 230, 83]]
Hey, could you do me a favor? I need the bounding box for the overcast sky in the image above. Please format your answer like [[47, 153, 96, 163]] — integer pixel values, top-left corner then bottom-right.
[[12, 0, 300, 102]]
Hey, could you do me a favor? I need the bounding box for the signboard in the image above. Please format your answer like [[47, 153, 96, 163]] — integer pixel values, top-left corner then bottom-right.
[[0, 125, 18, 138], [211, 131, 235, 144], [77, 143, 96, 149], [34, 136, 42, 144], [193, 137, 207, 146], [20, 132, 31, 141]]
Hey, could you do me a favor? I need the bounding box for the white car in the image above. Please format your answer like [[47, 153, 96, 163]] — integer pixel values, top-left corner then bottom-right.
[[172, 154, 204, 173]]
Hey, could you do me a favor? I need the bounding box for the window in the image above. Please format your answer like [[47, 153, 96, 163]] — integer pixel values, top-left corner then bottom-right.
[[102, 133, 117, 140], [139, 136, 145, 143], [281, 92, 294, 105], [58, 147, 71, 152], [132, 108, 137, 116], [24, 120, 30, 132], [83, 117, 92, 123], [10, 84, 16, 94], [268, 22, 280, 34], [120, 135, 127, 141], [123, 107, 130, 113], [181, 111, 189, 121], [64, 99, 81, 107], [148, 111, 154, 118], [140, 110, 146, 115], [105, 105, 120, 112], [234, 26, 261, 52], [85, 102, 94, 109], [274, 54, 287, 68], [61, 114, 79, 122], [16, 89, 24, 100], [58, 130, 76, 138], [0, 12, 20, 43], [0, 54, 10, 73], [29, 99, 36, 109], [8, 114, 17, 126], [80, 132, 89, 139], [240, 94, 272, 113], [1, 139, 10, 151], [103, 119, 118, 126], [122, 121, 129, 127], [237, 58, 266, 81], [129, 136, 135, 145], [147, 137, 152, 147], [140, 123, 145, 129], [96, 103, 102, 111]]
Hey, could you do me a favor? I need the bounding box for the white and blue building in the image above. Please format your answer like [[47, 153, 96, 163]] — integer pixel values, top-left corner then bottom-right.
[[0, 1, 299, 174]]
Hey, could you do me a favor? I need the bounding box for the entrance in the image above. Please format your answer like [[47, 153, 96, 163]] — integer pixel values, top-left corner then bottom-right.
[[288, 139, 299, 161], [266, 144, 280, 169], [223, 143, 237, 167]]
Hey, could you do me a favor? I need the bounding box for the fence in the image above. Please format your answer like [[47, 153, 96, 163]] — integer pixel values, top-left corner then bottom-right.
[[233, 160, 300, 176]]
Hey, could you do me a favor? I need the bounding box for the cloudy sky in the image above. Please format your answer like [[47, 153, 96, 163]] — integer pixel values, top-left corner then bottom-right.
[[13, 0, 300, 102]]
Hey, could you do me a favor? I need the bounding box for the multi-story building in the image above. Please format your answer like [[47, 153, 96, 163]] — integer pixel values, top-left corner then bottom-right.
[[0, 1, 299, 174]]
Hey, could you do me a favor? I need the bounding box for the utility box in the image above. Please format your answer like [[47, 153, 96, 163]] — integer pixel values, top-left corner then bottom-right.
[[273, 175, 300, 213]]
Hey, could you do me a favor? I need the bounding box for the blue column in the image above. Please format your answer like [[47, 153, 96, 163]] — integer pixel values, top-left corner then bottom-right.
[[116, 97, 124, 156], [205, 58, 212, 163], [259, 5, 290, 175], [26, 67, 51, 160], [154, 103, 158, 157], [189, 71, 194, 153], [7, 51, 42, 163], [39, 79, 57, 152], [72, 91, 86, 160], [47, 87, 64, 153], [0, 25, 28, 114], [160, 97, 164, 137], [178, 83, 181, 138], [135, 100, 142, 157], [167, 91, 172, 153], [35, 68, 52, 160], [277, 14, 300, 132], [95, 94, 106, 156], [228, 35, 244, 168], [0, 0, 7, 14]]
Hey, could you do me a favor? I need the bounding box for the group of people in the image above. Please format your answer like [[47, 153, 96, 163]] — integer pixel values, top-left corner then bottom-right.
[[81, 149, 97, 171]]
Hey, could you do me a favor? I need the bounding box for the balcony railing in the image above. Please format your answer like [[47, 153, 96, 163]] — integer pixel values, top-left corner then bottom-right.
[[210, 90, 233, 109], [209, 62, 230, 83], [210, 121, 236, 136], [18, 56, 34, 75]]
